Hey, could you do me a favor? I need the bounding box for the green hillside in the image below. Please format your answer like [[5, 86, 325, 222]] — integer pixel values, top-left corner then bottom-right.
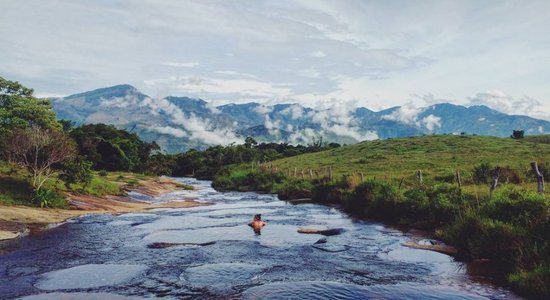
[[271, 134, 550, 188]]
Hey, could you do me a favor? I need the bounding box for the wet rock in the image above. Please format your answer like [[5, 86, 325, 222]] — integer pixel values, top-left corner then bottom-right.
[[147, 241, 216, 249], [297, 227, 346, 236], [35, 264, 148, 290], [314, 237, 327, 244]]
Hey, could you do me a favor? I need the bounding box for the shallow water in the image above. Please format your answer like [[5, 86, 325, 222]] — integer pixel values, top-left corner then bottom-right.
[[0, 178, 521, 299]]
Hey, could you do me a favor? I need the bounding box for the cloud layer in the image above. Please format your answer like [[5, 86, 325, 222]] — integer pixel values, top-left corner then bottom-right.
[[1, 0, 549, 120]]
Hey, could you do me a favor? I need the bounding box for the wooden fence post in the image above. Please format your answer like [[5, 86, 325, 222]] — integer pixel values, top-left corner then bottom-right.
[[294, 167, 297, 177], [455, 170, 462, 189], [309, 169, 313, 179], [416, 170, 423, 184], [530, 161, 545, 193], [329, 166, 333, 181], [398, 177, 405, 189], [360, 172, 364, 182]]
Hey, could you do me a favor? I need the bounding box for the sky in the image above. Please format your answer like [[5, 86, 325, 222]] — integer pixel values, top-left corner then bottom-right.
[[1, 0, 549, 120]]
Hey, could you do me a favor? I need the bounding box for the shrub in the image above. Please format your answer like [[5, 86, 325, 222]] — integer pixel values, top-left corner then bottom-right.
[[276, 179, 314, 200], [508, 265, 550, 299], [483, 186, 549, 229], [346, 180, 402, 218], [98, 170, 108, 177], [32, 188, 66, 208], [59, 157, 93, 188], [472, 162, 492, 184]]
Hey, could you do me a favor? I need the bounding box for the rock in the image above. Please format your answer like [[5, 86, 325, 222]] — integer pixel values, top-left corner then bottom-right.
[[297, 228, 346, 236]]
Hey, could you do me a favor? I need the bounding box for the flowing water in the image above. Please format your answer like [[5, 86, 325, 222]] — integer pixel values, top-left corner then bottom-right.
[[0, 178, 521, 299]]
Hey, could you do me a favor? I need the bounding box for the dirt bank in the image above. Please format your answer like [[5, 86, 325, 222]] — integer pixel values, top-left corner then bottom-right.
[[0, 177, 207, 241]]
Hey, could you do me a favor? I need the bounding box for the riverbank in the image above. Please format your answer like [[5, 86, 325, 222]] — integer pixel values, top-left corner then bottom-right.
[[0, 176, 207, 241]]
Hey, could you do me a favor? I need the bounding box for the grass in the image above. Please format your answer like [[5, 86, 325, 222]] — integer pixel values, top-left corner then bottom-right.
[[0, 162, 139, 207], [271, 135, 550, 194]]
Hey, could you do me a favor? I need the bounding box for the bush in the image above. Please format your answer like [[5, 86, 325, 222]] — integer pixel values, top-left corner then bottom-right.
[[446, 215, 526, 267], [346, 180, 402, 218], [483, 186, 549, 229], [508, 265, 550, 299], [98, 170, 108, 177], [276, 179, 314, 200], [472, 162, 492, 184], [32, 188, 66, 208], [311, 180, 348, 204], [59, 157, 93, 188]]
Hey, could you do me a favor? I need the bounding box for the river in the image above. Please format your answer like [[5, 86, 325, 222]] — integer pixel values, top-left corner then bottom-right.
[[0, 178, 521, 299]]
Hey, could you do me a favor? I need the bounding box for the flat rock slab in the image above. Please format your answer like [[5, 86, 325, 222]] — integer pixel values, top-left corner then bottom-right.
[[297, 227, 346, 236], [35, 264, 148, 290]]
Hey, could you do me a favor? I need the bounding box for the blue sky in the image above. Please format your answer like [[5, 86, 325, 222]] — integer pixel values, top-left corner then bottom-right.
[[1, 0, 549, 119]]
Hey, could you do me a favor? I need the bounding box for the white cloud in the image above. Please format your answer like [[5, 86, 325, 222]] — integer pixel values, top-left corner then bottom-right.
[[140, 96, 241, 145], [161, 61, 200, 68], [149, 125, 187, 137], [253, 104, 273, 115], [281, 104, 304, 119], [381, 103, 424, 125], [311, 50, 326, 57], [421, 114, 441, 131]]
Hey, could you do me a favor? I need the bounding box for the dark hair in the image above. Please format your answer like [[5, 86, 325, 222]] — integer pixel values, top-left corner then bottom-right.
[[254, 214, 262, 221]]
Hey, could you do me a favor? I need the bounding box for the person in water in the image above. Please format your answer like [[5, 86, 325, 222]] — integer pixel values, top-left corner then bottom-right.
[[248, 214, 266, 235]]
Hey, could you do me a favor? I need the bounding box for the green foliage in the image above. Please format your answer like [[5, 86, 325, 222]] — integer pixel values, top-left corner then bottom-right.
[[79, 176, 124, 196], [511, 130, 525, 139], [483, 186, 548, 228], [98, 170, 108, 176], [508, 265, 550, 299], [213, 167, 284, 192], [276, 179, 314, 200], [472, 162, 492, 184], [346, 180, 402, 219], [59, 157, 93, 188], [0, 77, 61, 153], [32, 188, 66, 208], [173, 139, 340, 179], [69, 124, 160, 172]]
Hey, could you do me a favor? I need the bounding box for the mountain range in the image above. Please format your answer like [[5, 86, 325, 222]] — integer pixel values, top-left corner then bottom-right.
[[51, 84, 550, 153]]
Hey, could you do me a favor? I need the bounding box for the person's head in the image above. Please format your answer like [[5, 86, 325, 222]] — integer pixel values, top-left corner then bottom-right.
[[254, 214, 262, 221]]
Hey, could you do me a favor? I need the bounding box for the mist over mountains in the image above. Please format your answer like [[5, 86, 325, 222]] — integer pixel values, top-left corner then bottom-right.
[[52, 84, 550, 153]]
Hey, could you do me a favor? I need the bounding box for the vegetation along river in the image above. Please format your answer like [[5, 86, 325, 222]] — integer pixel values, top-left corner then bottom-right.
[[0, 178, 521, 299]]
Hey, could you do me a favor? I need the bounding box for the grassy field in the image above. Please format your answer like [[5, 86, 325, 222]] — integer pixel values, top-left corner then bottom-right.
[[270, 134, 550, 195]]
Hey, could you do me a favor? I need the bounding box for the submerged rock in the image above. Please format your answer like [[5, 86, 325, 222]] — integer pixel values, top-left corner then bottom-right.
[[35, 264, 148, 290]]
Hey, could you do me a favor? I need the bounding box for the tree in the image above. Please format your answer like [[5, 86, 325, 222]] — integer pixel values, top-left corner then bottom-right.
[[511, 130, 525, 139], [5, 126, 76, 191], [0, 77, 61, 153]]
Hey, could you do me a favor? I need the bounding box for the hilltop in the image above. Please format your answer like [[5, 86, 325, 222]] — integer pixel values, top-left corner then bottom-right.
[[270, 134, 550, 186]]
